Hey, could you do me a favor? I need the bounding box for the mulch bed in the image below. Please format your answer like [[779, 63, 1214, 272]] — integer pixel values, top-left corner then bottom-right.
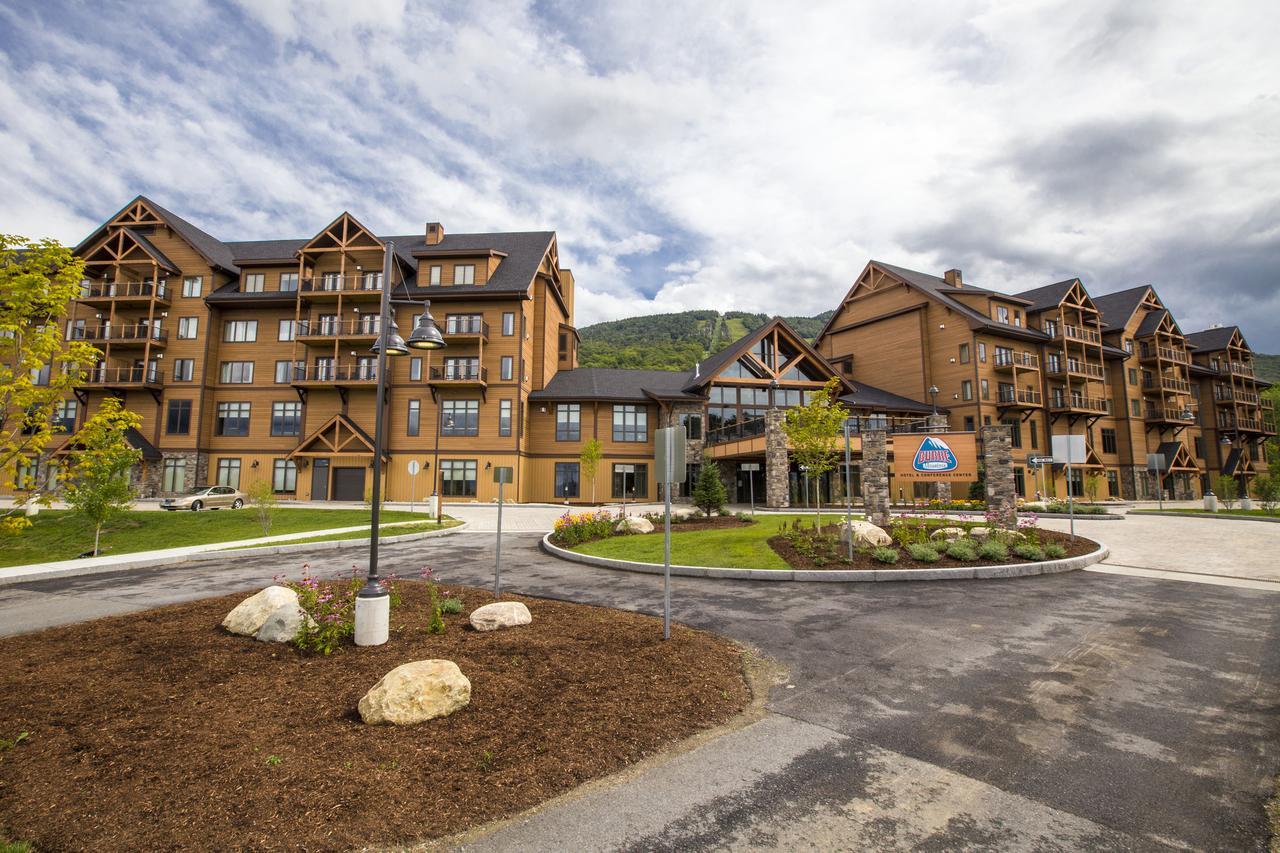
[[0, 583, 750, 851], [663, 516, 753, 533], [768, 527, 1098, 570]]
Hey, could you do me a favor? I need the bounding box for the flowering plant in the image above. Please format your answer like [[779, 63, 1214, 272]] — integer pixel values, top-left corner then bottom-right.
[[550, 510, 618, 546], [275, 564, 356, 655]]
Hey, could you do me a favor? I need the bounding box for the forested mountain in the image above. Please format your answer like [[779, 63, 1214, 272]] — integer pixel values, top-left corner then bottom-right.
[[1254, 353, 1280, 385], [577, 309, 835, 371]]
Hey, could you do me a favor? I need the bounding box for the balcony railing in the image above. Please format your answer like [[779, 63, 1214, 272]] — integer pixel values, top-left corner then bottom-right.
[[297, 318, 382, 338], [1228, 361, 1254, 378], [1214, 386, 1260, 405], [1050, 394, 1110, 414], [1145, 405, 1197, 423], [1061, 324, 1101, 344], [1046, 358, 1105, 379], [77, 280, 170, 301], [291, 364, 379, 384], [1142, 375, 1191, 394], [1139, 344, 1190, 365], [428, 365, 488, 383], [993, 351, 1039, 370], [299, 274, 384, 294], [80, 365, 162, 386], [443, 318, 490, 338], [997, 388, 1042, 406], [706, 416, 767, 446]]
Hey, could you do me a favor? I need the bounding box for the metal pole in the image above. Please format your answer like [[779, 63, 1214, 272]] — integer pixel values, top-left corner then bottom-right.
[[1066, 456, 1075, 542], [749, 469, 755, 516], [663, 453, 672, 641], [434, 400, 443, 525], [1158, 470, 1164, 511], [495, 478, 503, 599], [844, 419, 853, 560]]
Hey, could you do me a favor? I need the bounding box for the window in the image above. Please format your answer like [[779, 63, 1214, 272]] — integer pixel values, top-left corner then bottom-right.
[[499, 400, 512, 436], [1042, 319, 1058, 337], [223, 320, 258, 342], [443, 357, 479, 380], [613, 404, 647, 442], [996, 306, 1010, 324], [453, 264, 475, 285], [964, 416, 975, 431], [361, 271, 382, 290], [273, 459, 297, 493], [1128, 367, 1137, 385], [407, 400, 420, 436], [178, 317, 198, 339], [243, 273, 265, 293], [279, 272, 299, 292], [1123, 338, 1134, 354], [166, 399, 192, 434], [173, 359, 195, 381], [271, 401, 302, 436], [959, 343, 970, 364], [275, 360, 300, 383], [409, 357, 422, 381], [679, 412, 702, 440], [556, 404, 581, 441], [441, 400, 479, 436], [1131, 399, 1141, 417], [1194, 437, 1204, 458], [977, 342, 987, 363], [30, 364, 50, 386], [501, 356, 513, 381], [220, 361, 254, 384], [555, 462, 579, 498], [278, 319, 298, 341], [1004, 418, 1022, 448], [216, 458, 241, 489], [53, 399, 78, 433], [1013, 310, 1022, 327], [162, 457, 186, 492], [216, 402, 251, 436], [612, 463, 648, 499], [321, 272, 341, 291], [1101, 428, 1117, 454], [446, 314, 483, 335], [65, 319, 86, 340], [558, 333, 568, 358], [1046, 353, 1061, 373], [182, 276, 202, 297], [980, 379, 989, 400], [1107, 470, 1119, 496], [429, 265, 442, 285], [1029, 420, 1038, 449], [440, 459, 477, 496], [502, 312, 515, 336], [961, 380, 973, 401]]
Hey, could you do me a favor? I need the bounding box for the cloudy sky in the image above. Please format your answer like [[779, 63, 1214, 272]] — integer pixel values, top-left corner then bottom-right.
[[2, 0, 1278, 349]]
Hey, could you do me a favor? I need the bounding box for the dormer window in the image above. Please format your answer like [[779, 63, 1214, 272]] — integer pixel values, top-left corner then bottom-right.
[[429, 265, 442, 285], [453, 264, 475, 285], [1013, 310, 1022, 327], [995, 306, 1010, 324], [1042, 319, 1057, 337], [243, 273, 264, 293]]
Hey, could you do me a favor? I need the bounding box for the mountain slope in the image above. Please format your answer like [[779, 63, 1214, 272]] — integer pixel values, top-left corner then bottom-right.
[[577, 309, 835, 371]]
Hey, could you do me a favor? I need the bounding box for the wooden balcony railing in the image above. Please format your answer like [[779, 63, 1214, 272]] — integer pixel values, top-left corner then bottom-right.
[[428, 365, 488, 384], [993, 351, 1039, 370], [79, 365, 162, 386], [1050, 394, 1110, 414], [1061, 324, 1101, 344], [443, 318, 490, 339], [297, 318, 382, 338], [997, 388, 1042, 407], [77, 280, 170, 301], [299, 274, 384, 294], [291, 364, 380, 384]]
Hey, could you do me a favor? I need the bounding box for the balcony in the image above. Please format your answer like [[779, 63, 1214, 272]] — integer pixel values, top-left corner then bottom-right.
[[1139, 344, 1190, 365], [289, 364, 379, 387], [1142, 375, 1191, 395], [1264, 413, 1278, 435], [1214, 386, 1260, 405], [296, 318, 381, 342], [1046, 358, 1105, 379], [299, 274, 383, 299], [1228, 361, 1254, 378], [77, 280, 171, 304], [1145, 405, 1197, 425], [992, 351, 1039, 372], [1049, 394, 1110, 415], [442, 318, 490, 341], [1059, 324, 1101, 345], [996, 388, 1042, 409], [78, 364, 162, 389], [428, 365, 488, 387]]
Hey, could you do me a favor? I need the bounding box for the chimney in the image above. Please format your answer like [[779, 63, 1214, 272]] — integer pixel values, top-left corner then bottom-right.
[[425, 222, 445, 246], [943, 268, 963, 288]]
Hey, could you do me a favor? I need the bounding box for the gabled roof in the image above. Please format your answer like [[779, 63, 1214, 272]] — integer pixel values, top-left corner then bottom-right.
[[1013, 279, 1078, 312], [119, 228, 180, 274], [76, 195, 239, 275], [53, 426, 161, 461], [1155, 441, 1199, 473], [686, 316, 852, 394], [288, 413, 383, 459], [1092, 286, 1152, 329], [840, 381, 937, 414], [529, 368, 698, 402], [1135, 309, 1169, 338], [1222, 447, 1253, 477], [1185, 326, 1242, 353]]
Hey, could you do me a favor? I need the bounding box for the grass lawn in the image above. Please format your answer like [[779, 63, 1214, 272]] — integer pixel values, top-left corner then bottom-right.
[[0, 508, 431, 567], [219, 517, 461, 550], [1130, 508, 1279, 518], [572, 513, 861, 570]]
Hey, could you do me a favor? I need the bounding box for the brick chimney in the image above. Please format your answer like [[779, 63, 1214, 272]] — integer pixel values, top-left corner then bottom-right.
[[425, 222, 445, 246], [943, 268, 963, 288]]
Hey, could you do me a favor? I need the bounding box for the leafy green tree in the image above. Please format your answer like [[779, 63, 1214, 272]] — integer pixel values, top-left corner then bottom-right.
[[61, 397, 142, 556], [781, 378, 849, 528], [247, 477, 277, 535], [1263, 384, 1279, 470], [1251, 472, 1279, 514], [1, 235, 99, 533], [1215, 474, 1238, 509], [578, 438, 603, 503], [691, 455, 727, 516], [1084, 472, 1103, 503]]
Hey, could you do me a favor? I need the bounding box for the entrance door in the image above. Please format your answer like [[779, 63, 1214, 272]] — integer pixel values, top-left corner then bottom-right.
[[311, 459, 329, 501], [332, 467, 366, 502], [736, 468, 764, 504]]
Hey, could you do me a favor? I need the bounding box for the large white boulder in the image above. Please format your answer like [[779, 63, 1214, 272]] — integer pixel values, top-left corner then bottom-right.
[[358, 660, 471, 725], [930, 526, 966, 542], [969, 526, 991, 540], [469, 601, 533, 632], [615, 515, 655, 534], [839, 520, 892, 549], [255, 603, 313, 644], [222, 586, 299, 637]]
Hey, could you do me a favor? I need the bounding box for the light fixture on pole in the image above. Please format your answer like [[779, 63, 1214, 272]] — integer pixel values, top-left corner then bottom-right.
[[928, 384, 939, 414]]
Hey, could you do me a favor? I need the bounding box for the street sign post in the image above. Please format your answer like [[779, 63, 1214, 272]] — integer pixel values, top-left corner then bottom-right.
[[615, 464, 635, 516], [492, 466, 513, 599], [1147, 453, 1167, 511], [655, 425, 686, 641], [843, 419, 854, 559], [1052, 435, 1087, 541], [407, 459, 421, 513], [740, 462, 761, 515]]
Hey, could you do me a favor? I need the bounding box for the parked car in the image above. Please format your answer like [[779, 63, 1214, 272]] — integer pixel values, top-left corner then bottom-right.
[[160, 485, 246, 511]]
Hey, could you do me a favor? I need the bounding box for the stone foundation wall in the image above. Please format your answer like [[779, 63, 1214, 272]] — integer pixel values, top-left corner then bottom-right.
[[765, 409, 790, 508], [981, 425, 1016, 528], [860, 431, 890, 526]]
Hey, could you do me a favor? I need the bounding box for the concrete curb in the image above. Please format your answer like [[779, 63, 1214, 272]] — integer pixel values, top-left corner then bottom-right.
[[900, 509, 1124, 521], [540, 533, 1109, 582], [1128, 511, 1280, 524], [0, 523, 469, 587]]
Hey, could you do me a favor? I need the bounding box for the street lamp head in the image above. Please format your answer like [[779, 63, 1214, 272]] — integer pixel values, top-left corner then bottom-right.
[[928, 385, 939, 396], [371, 319, 408, 357], [407, 302, 446, 350]]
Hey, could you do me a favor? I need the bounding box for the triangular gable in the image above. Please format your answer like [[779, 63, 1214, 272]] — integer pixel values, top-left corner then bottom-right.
[[80, 227, 180, 273], [687, 317, 852, 394], [74, 195, 237, 273], [1156, 441, 1199, 473], [816, 261, 921, 341], [289, 413, 382, 458], [299, 212, 383, 254], [53, 426, 161, 460], [1154, 310, 1184, 338], [1222, 448, 1254, 477], [1062, 280, 1100, 314]]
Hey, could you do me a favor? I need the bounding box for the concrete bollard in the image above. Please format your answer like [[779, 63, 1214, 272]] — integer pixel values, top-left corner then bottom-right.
[[1241, 496, 1255, 511], [1203, 491, 1217, 512]]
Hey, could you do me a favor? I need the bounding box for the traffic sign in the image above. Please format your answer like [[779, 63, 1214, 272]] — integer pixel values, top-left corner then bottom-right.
[[655, 425, 687, 484], [740, 462, 761, 472], [1029, 455, 1055, 465], [407, 460, 421, 476]]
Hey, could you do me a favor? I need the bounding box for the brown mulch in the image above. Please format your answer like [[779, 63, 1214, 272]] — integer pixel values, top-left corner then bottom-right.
[[0, 583, 750, 851], [768, 527, 1098, 570], [663, 516, 752, 533]]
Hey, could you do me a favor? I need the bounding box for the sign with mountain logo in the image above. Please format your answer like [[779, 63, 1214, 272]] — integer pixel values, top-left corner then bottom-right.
[[890, 432, 978, 482]]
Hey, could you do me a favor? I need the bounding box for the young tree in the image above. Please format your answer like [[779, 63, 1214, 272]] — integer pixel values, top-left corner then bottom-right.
[[0, 236, 99, 533], [780, 378, 849, 529], [1251, 473, 1279, 515], [691, 455, 727, 517], [1084, 472, 1103, 503], [578, 438, 603, 503], [61, 397, 142, 556], [1215, 474, 1238, 509], [247, 477, 277, 535]]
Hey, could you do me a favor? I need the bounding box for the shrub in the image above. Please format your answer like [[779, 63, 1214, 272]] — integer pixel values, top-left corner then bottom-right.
[[906, 542, 941, 563], [550, 510, 618, 546], [1215, 474, 1238, 509], [692, 455, 727, 516], [871, 546, 899, 564], [890, 519, 929, 547], [421, 567, 445, 634], [276, 566, 357, 655], [977, 540, 1009, 561], [945, 539, 978, 561], [247, 478, 277, 535], [1012, 542, 1046, 561], [1043, 543, 1067, 559], [1252, 473, 1280, 514], [734, 511, 752, 522], [440, 597, 463, 615]]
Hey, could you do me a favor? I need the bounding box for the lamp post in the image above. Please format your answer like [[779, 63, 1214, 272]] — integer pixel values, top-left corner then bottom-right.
[[354, 241, 446, 647], [928, 384, 939, 414]]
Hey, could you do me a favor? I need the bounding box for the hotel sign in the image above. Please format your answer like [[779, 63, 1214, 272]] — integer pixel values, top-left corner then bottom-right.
[[891, 432, 978, 482]]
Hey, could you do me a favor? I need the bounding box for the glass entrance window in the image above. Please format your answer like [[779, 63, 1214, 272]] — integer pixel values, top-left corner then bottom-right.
[[612, 463, 648, 499], [440, 459, 477, 496], [555, 462, 579, 498]]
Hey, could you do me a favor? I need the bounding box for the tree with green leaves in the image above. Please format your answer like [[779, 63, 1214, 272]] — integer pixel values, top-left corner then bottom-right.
[[691, 455, 727, 516], [578, 438, 603, 503], [1215, 473, 1238, 509], [1263, 384, 1279, 470], [1251, 472, 1279, 514], [247, 477, 277, 535], [1, 235, 99, 534], [780, 378, 849, 529], [61, 397, 142, 556], [1084, 472, 1103, 503]]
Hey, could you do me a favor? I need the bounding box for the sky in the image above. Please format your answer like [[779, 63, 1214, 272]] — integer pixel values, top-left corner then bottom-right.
[[2, 0, 1278, 350]]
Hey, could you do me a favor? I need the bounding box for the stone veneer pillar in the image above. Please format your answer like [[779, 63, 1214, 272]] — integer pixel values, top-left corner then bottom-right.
[[926, 413, 952, 502], [860, 430, 891, 527], [982, 424, 1017, 529], [765, 408, 790, 509]]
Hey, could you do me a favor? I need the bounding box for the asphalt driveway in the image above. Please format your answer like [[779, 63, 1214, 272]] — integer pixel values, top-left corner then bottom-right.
[[0, 522, 1277, 850]]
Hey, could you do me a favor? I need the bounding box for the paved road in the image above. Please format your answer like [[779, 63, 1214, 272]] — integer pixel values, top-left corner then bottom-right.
[[1, 517, 1277, 850]]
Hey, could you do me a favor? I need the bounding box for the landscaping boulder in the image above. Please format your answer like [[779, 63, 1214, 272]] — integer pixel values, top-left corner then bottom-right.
[[222, 586, 298, 637], [470, 601, 533, 632], [930, 526, 966, 542], [969, 526, 991, 540], [358, 660, 471, 725], [839, 520, 892, 549], [254, 603, 313, 644], [616, 516, 655, 534]]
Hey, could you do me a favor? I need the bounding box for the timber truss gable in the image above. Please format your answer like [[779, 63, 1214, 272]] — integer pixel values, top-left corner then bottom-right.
[[288, 413, 385, 460], [690, 318, 852, 395]]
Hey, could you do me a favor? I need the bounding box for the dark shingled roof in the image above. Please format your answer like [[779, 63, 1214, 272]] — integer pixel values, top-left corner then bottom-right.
[[1135, 308, 1169, 338], [529, 368, 700, 403], [120, 227, 180, 274], [840, 381, 936, 414], [1092, 286, 1151, 328], [141, 196, 240, 274], [1012, 279, 1078, 312], [1185, 326, 1238, 353]]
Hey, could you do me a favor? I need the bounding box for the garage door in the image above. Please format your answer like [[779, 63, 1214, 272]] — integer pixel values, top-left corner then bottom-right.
[[332, 467, 366, 502]]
